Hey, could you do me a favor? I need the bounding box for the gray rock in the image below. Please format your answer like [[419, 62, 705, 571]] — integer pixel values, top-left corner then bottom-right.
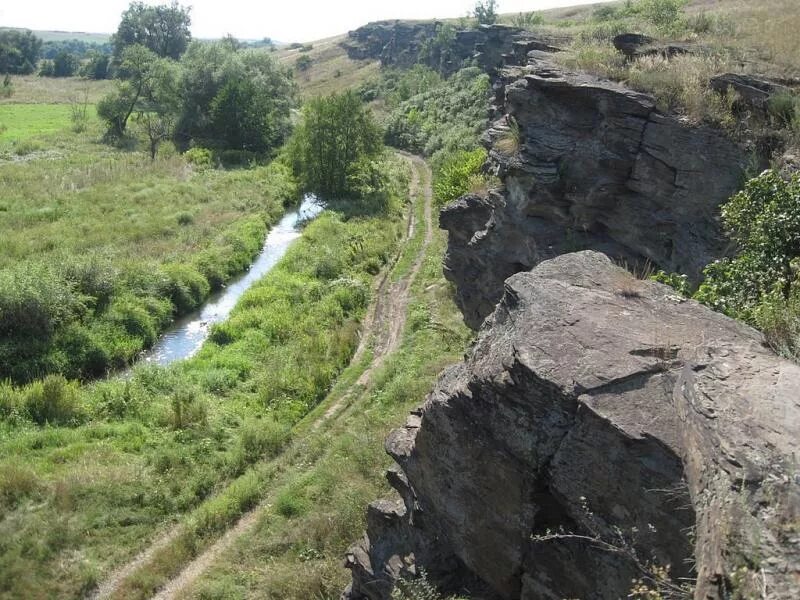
[[345, 251, 800, 600], [709, 73, 793, 113], [342, 21, 565, 76], [443, 62, 751, 329], [613, 32, 656, 57], [613, 33, 692, 59]]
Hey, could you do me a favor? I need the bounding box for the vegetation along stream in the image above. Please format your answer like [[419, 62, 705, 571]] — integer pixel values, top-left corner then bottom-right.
[[139, 195, 324, 366]]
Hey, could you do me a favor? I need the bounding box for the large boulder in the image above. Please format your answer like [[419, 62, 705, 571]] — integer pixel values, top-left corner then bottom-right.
[[345, 251, 800, 600], [443, 62, 751, 329]]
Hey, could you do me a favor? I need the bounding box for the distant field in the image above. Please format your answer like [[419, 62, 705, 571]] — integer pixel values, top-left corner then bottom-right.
[[0, 75, 115, 104], [31, 29, 111, 44], [0, 103, 77, 143]]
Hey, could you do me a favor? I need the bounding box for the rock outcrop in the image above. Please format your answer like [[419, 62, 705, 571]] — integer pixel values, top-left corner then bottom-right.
[[444, 61, 751, 329], [344, 251, 800, 600], [342, 21, 564, 76]]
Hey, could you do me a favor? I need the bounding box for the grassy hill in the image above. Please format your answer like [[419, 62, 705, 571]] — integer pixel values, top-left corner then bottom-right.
[[273, 35, 380, 99]]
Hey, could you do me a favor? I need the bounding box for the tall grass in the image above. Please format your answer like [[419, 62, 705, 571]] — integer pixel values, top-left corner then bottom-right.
[[0, 117, 299, 381], [0, 154, 407, 600]]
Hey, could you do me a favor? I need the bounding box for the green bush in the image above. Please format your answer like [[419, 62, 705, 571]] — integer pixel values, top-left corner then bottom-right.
[[433, 148, 488, 206], [694, 170, 800, 360], [637, 0, 688, 28], [162, 264, 210, 314], [169, 386, 207, 430], [24, 375, 83, 426], [185, 147, 213, 168]]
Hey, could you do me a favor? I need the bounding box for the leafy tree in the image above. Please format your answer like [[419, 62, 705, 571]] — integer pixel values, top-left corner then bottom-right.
[[81, 51, 111, 79], [176, 41, 295, 153], [473, 0, 499, 25], [97, 45, 170, 139], [112, 1, 192, 60], [0, 29, 42, 75], [288, 91, 382, 199], [39, 51, 79, 77]]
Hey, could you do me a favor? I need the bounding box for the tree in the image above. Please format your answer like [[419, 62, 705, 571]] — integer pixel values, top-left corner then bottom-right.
[[288, 91, 382, 199], [0, 29, 42, 74], [81, 51, 111, 79], [176, 41, 295, 152], [473, 0, 499, 25], [97, 45, 168, 139], [39, 51, 79, 77], [112, 1, 192, 60]]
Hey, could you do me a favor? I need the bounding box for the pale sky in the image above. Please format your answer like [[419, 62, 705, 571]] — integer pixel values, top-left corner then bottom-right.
[[0, 0, 602, 43]]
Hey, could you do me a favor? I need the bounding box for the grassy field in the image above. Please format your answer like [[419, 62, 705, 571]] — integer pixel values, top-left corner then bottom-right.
[[0, 158, 408, 599], [0, 75, 114, 105], [0, 103, 75, 143]]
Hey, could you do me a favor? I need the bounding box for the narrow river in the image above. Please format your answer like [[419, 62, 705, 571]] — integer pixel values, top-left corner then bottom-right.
[[137, 195, 323, 367]]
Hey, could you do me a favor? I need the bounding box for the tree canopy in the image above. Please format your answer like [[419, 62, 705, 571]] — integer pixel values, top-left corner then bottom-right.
[[288, 91, 382, 199], [176, 41, 295, 153], [0, 29, 42, 75], [112, 1, 192, 60]]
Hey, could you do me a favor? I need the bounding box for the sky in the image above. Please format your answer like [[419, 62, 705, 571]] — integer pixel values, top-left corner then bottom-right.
[[0, 0, 601, 43]]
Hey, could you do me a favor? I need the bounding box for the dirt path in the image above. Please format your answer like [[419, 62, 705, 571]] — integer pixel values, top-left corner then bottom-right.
[[90, 154, 434, 600], [89, 528, 183, 600]]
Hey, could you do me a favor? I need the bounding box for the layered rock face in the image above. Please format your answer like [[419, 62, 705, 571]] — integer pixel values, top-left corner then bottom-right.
[[342, 22, 563, 76], [443, 63, 750, 329], [344, 252, 800, 600]]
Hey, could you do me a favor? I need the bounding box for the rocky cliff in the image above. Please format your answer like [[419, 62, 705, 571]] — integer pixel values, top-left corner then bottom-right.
[[344, 252, 800, 600], [443, 60, 751, 328], [342, 22, 563, 76], [342, 23, 799, 600]]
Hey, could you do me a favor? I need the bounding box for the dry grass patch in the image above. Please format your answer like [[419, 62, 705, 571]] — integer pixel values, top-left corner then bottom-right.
[[274, 36, 380, 98]]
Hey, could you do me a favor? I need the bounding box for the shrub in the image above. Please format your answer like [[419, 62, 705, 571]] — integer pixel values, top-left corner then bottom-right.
[[0, 464, 41, 507], [295, 55, 312, 72], [24, 374, 83, 426], [275, 486, 309, 519], [0, 264, 84, 341], [169, 386, 207, 429], [238, 418, 291, 462], [185, 147, 213, 168], [61, 256, 117, 313], [0, 380, 24, 420], [767, 93, 799, 129], [383, 67, 490, 163], [433, 148, 488, 206], [162, 263, 210, 314], [693, 170, 800, 360], [638, 0, 687, 28], [511, 12, 545, 29], [0, 74, 13, 98]]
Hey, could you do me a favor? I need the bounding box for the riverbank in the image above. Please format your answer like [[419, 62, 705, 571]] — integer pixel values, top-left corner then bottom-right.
[[0, 155, 409, 599], [0, 117, 299, 383]]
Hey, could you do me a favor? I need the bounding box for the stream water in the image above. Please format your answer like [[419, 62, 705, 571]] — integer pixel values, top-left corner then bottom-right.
[[136, 195, 323, 367]]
